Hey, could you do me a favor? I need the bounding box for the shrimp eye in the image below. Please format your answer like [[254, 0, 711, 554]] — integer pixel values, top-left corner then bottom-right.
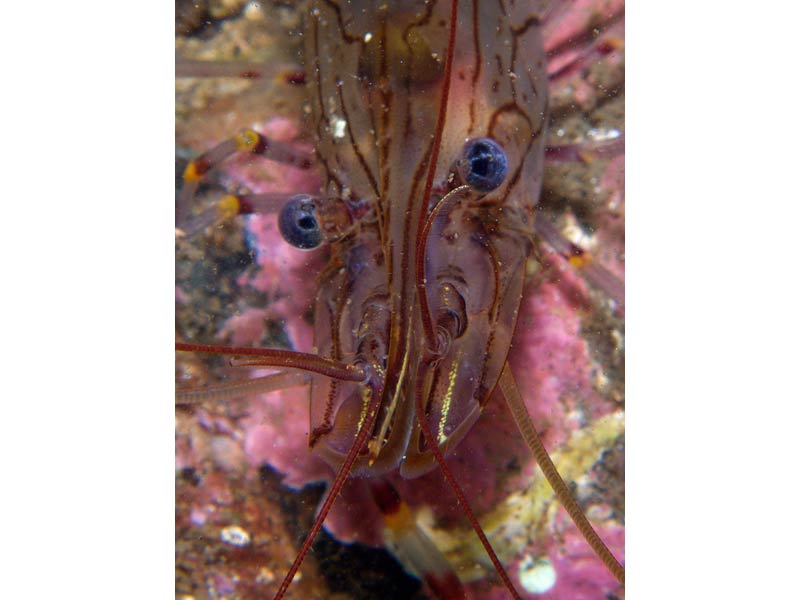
[[458, 137, 508, 193], [278, 194, 324, 249]]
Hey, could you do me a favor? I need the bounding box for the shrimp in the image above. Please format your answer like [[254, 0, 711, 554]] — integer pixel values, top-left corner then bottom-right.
[[176, 1, 624, 598]]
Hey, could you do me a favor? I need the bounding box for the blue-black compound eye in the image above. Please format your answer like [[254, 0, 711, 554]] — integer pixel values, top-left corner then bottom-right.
[[278, 194, 324, 250], [458, 137, 508, 193]]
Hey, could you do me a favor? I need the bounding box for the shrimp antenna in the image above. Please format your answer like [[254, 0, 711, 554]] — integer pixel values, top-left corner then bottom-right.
[[273, 381, 384, 599], [498, 363, 625, 584]]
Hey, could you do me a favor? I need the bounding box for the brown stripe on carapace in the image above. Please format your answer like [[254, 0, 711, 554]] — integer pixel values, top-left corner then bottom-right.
[[336, 82, 380, 199], [495, 52, 505, 75], [320, 0, 366, 44], [467, 0, 481, 132], [377, 15, 391, 162], [487, 102, 541, 207], [510, 13, 542, 37], [509, 10, 545, 101], [408, 0, 438, 30], [311, 13, 327, 142], [399, 2, 439, 143], [309, 15, 346, 195], [474, 234, 503, 408], [239, 69, 261, 79], [525, 70, 541, 99]]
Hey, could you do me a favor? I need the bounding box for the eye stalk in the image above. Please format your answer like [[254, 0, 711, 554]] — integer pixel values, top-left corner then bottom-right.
[[457, 137, 508, 193], [279, 194, 324, 249]]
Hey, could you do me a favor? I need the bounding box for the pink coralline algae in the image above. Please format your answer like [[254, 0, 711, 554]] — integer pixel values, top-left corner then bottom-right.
[[176, 1, 624, 598]]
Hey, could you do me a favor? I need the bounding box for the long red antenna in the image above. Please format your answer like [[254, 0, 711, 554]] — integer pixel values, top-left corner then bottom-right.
[[410, 4, 525, 595], [273, 381, 384, 599], [415, 0, 460, 351], [414, 366, 523, 599]]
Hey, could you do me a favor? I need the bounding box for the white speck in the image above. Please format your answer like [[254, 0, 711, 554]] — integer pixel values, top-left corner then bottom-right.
[[364, 32, 373, 43], [331, 116, 347, 139], [518, 555, 556, 594], [562, 213, 596, 250], [611, 329, 624, 351], [556, 128, 565, 137], [586, 127, 621, 142], [189, 507, 207, 526], [566, 408, 587, 428], [244, 2, 263, 21], [220, 525, 251, 547]]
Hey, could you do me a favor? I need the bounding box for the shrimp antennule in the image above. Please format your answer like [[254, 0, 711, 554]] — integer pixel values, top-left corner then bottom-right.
[[175, 342, 367, 382], [414, 365, 524, 600]]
